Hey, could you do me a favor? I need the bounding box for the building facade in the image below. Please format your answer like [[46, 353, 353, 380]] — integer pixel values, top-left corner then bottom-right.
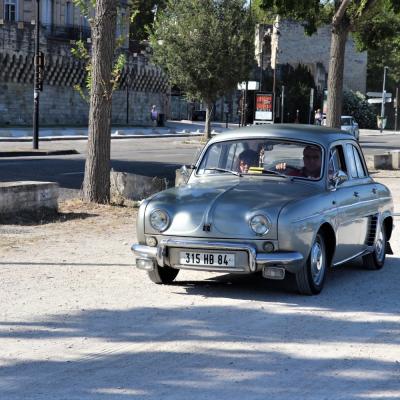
[[0, 0, 169, 126], [256, 19, 367, 94]]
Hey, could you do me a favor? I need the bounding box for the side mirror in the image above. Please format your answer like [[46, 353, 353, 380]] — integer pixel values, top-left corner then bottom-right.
[[330, 170, 348, 190]]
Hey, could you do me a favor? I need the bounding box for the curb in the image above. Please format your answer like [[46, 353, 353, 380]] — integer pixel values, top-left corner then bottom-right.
[[0, 133, 204, 142], [0, 149, 79, 157]]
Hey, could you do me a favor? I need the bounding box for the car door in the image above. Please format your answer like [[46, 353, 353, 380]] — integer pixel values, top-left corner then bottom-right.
[[332, 142, 376, 264], [329, 143, 362, 263], [345, 143, 378, 250]]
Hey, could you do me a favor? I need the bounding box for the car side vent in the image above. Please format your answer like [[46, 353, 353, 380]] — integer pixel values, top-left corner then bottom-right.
[[365, 215, 378, 246]]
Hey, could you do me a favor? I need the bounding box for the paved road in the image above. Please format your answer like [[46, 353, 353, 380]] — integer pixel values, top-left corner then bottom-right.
[[0, 131, 399, 194]]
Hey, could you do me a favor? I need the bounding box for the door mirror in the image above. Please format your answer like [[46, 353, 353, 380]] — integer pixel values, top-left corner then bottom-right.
[[331, 170, 348, 189]]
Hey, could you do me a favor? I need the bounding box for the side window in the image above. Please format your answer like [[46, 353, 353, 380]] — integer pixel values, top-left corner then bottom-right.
[[328, 145, 346, 180], [352, 145, 367, 178], [345, 144, 358, 178]]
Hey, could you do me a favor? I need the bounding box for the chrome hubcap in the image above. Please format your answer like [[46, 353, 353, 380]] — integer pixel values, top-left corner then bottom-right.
[[375, 229, 384, 262], [310, 241, 325, 286]]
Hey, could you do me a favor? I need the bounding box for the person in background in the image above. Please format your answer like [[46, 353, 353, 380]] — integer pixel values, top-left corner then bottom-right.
[[314, 109, 322, 125], [150, 105, 158, 127]]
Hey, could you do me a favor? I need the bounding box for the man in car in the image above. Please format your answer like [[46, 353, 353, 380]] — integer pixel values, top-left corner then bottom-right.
[[276, 145, 322, 179]]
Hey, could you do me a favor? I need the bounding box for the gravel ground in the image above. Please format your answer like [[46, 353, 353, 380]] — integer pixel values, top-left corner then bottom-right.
[[0, 177, 399, 400]]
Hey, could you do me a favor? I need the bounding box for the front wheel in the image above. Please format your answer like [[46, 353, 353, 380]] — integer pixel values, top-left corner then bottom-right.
[[362, 222, 386, 270], [147, 264, 179, 284], [295, 233, 327, 295]]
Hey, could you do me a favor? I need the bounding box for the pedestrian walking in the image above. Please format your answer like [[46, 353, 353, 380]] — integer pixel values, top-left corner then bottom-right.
[[314, 109, 322, 125], [150, 105, 158, 127]]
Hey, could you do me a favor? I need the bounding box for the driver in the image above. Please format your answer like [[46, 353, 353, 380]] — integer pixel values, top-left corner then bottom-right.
[[276, 145, 322, 179]]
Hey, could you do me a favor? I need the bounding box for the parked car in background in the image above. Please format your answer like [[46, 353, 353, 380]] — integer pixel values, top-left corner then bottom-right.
[[341, 116, 360, 140], [131, 125, 393, 295], [321, 115, 360, 140]]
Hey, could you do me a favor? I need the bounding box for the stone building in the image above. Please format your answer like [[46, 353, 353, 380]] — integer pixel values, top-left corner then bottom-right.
[[255, 18, 367, 94], [0, 0, 169, 126]]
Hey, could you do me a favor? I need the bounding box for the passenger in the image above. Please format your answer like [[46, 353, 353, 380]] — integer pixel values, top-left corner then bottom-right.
[[237, 149, 259, 174]]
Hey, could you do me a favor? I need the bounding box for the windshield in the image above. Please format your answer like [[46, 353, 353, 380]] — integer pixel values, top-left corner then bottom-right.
[[341, 117, 352, 126], [197, 139, 323, 180]]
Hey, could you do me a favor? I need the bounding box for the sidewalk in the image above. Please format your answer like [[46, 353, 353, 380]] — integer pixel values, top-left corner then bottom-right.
[[0, 120, 234, 141]]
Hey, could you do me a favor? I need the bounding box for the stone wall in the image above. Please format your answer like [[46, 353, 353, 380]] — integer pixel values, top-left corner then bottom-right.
[[0, 22, 169, 126], [257, 20, 368, 93]]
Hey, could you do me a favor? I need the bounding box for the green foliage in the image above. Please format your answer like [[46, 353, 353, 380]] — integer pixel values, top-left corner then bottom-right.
[[71, 1, 131, 102], [342, 90, 376, 128], [353, 0, 400, 87], [150, 0, 254, 104], [279, 63, 316, 123]]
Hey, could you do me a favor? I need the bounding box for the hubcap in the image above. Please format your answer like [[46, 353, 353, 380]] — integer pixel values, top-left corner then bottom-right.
[[375, 229, 384, 262], [310, 241, 325, 286]]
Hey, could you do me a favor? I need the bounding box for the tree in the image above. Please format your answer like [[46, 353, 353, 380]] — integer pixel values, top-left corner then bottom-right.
[[259, 0, 398, 128], [80, 0, 119, 203], [149, 0, 254, 139]]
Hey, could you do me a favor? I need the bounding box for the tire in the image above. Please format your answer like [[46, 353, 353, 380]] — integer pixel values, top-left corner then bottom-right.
[[295, 233, 327, 295], [147, 264, 179, 284], [362, 222, 386, 270]]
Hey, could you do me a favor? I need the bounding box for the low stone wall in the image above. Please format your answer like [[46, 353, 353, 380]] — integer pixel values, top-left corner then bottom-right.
[[0, 181, 59, 216], [110, 171, 168, 201], [366, 152, 400, 170]]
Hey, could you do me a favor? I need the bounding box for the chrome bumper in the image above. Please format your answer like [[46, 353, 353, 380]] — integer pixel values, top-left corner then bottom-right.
[[131, 239, 304, 274]]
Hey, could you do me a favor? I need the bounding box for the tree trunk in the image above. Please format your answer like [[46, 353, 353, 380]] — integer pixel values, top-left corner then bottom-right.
[[204, 102, 213, 141], [326, 20, 350, 128], [82, 0, 118, 203]]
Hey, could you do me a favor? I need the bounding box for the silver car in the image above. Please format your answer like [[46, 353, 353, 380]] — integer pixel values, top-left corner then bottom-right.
[[341, 116, 360, 140], [131, 125, 393, 295]]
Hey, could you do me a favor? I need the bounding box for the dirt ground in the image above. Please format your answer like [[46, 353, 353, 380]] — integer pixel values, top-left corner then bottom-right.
[[0, 176, 399, 400]]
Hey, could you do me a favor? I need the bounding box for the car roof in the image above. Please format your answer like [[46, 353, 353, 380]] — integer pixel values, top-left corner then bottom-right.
[[211, 124, 355, 147]]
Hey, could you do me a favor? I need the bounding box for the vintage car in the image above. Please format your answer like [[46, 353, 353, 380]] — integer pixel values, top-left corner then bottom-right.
[[131, 124, 393, 295]]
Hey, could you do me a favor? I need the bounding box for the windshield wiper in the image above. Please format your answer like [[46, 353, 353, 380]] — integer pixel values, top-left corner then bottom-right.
[[204, 168, 242, 177]]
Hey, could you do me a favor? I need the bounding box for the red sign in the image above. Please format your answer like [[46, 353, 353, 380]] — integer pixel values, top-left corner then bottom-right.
[[255, 93, 273, 121]]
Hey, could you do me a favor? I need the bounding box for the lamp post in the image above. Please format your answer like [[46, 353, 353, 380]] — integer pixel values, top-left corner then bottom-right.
[[33, 0, 40, 149], [380, 66, 389, 133]]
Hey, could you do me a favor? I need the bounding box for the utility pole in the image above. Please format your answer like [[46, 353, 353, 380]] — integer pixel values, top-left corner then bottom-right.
[[395, 87, 399, 132], [126, 73, 130, 125], [380, 66, 388, 133], [33, 0, 41, 149]]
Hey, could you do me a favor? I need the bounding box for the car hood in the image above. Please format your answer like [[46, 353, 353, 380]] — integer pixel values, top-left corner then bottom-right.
[[145, 177, 320, 239]]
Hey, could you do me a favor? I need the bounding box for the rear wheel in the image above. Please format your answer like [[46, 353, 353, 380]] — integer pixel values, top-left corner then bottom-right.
[[148, 264, 179, 284], [363, 222, 386, 270], [295, 233, 327, 295]]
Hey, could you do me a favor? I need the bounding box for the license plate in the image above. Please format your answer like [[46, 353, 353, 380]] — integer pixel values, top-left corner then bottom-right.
[[179, 251, 235, 267]]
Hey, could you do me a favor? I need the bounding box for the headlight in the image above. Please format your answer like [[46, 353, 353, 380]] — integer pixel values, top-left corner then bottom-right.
[[249, 214, 271, 236], [149, 209, 170, 232]]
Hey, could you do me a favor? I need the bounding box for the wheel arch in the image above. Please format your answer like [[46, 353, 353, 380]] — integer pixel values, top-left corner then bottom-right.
[[383, 216, 393, 242], [318, 222, 336, 267]]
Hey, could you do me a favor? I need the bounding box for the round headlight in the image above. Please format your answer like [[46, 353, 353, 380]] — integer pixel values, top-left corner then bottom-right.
[[249, 214, 271, 236], [149, 209, 170, 232]]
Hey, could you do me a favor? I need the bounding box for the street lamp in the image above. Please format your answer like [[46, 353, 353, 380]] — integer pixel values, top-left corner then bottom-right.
[[380, 66, 389, 133], [33, 0, 40, 149]]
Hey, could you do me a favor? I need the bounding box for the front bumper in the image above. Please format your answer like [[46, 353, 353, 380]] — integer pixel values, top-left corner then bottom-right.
[[131, 239, 304, 275]]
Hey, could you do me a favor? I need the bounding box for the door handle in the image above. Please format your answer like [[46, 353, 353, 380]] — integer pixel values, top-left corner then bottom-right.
[[353, 191, 359, 198], [372, 188, 377, 194]]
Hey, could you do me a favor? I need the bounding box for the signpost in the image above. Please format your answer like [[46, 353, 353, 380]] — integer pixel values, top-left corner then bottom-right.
[[254, 93, 274, 124]]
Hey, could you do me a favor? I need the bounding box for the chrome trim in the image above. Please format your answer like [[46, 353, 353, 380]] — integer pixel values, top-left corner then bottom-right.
[[131, 244, 157, 259], [332, 249, 369, 267], [131, 239, 304, 274], [256, 252, 304, 265]]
